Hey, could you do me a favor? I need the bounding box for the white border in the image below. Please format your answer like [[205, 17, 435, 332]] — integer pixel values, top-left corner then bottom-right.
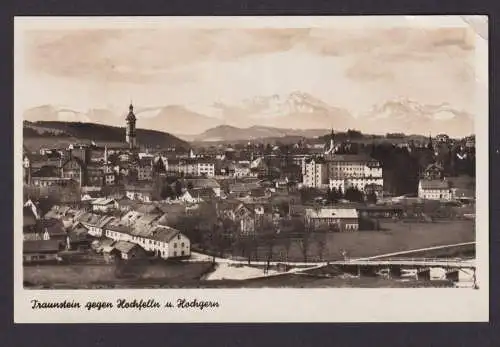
[[14, 16, 489, 323]]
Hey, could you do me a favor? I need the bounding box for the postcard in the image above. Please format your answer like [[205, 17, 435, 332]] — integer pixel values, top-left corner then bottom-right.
[[14, 15, 488, 323]]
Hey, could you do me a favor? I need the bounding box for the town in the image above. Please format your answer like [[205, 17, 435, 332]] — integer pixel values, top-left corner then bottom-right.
[[22, 103, 477, 288]]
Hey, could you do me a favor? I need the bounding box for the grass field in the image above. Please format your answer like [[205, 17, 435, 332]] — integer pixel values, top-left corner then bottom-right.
[[24, 261, 214, 289], [202, 274, 455, 288], [250, 220, 475, 262]]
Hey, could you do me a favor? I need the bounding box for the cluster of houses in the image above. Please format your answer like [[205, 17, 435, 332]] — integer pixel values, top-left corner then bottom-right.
[[22, 198, 191, 264]]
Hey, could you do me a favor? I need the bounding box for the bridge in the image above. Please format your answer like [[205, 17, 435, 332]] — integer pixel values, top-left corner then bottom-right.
[[328, 257, 476, 269]]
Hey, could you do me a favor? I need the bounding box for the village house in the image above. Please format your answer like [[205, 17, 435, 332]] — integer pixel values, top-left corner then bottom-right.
[[103, 219, 191, 259], [418, 179, 452, 200], [305, 208, 359, 232], [228, 181, 261, 197], [23, 240, 61, 263], [76, 213, 116, 238], [184, 178, 221, 197], [125, 184, 154, 202], [109, 241, 146, 260], [137, 158, 153, 181], [91, 198, 118, 213], [66, 223, 92, 250], [179, 188, 217, 204]]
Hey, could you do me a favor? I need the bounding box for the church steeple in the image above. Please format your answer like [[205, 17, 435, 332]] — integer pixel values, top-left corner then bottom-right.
[[125, 102, 137, 149], [427, 133, 434, 152]]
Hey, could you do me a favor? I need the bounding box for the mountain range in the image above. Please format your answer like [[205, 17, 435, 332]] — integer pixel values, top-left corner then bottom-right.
[[186, 125, 330, 142], [22, 92, 474, 138]]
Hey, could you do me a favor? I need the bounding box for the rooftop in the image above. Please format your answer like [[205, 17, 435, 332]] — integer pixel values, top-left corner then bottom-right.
[[24, 240, 61, 253], [419, 179, 451, 190]]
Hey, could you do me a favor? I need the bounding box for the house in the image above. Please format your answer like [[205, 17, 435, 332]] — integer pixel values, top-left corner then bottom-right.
[[137, 158, 153, 181], [180, 188, 216, 204], [305, 208, 359, 232], [66, 224, 92, 250], [35, 219, 68, 245], [418, 179, 452, 200], [104, 221, 191, 259], [229, 203, 269, 235], [125, 184, 154, 202], [228, 181, 261, 197], [423, 163, 444, 180], [112, 241, 146, 260], [77, 213, 116, 237], [23, 240, 61, 263], [234, 163, 252, 177], [357, 205, 404, 219], [132, 225, 190, 259], [184, 178, 221, 197], [116, 197, 140, 212], [91, 198, 118, 213]]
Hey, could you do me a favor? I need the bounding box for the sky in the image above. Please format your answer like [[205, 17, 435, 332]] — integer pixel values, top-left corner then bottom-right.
[[15, 16, 486, 122]]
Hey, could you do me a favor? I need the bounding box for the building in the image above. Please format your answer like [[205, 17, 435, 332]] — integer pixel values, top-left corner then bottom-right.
[[418, 179, 452, 200], [60, 156, 84, 185], [303, 157, 327, 188], [30, 177, 75, 188], [179, 188, 216, 204], [305, 208, 359, 232], [326, 154, 383, 193], [422, 163, 444, 180], [137, 158, 153, 181], [125, 184, 154, 202], [90, 198, 118, 213], [104, 221, 191, 259], [234, 163, 252, 178], [125, 103, 137, 149], [23, 240, 61, 263], [197, 160, 216, 177]]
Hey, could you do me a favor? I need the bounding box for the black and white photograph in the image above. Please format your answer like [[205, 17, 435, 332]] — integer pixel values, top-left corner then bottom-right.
[[14, 16, 489, 322]]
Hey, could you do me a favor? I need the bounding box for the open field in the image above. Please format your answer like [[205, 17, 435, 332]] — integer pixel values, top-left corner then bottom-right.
[[195, 275, 455, 288], [24, 261, 214, 289], [249, 220, 475, 262]]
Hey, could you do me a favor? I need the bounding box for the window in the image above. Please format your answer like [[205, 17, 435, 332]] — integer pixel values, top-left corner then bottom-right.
[[181, 242, 185, 247], [174, 243, 177, 248]]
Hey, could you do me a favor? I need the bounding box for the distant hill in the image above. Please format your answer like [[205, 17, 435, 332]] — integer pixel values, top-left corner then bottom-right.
[[23, 121, 189, 150], [192, 125, 330, 142]]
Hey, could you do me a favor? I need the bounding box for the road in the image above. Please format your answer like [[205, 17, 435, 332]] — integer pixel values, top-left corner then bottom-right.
[[187, 241, 476, 268]]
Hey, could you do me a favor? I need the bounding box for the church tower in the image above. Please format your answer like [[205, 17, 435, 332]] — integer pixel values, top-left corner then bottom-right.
[[125, 103, 137, 149], [325, 129, 336, 155]]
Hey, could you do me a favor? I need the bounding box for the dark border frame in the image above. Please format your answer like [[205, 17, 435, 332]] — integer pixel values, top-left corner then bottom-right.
[[2, 1, 499, 346]]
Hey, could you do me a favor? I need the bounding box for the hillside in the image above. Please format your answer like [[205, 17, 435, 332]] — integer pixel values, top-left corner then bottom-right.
[[23, 121, 189, 150]]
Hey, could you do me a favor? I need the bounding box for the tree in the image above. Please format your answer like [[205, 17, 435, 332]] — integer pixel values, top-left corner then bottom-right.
[[297, 219, 313, 263], [366, 191, 378, 204], [160, 184, 176, 200], [345, 187, 364, 203], [315, 228, 329, 262], [174, 181, 183, 197]]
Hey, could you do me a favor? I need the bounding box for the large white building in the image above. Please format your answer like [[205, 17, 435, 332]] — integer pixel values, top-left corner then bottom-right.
[[327, 154, 383, 192], [196, 161, 215, 177], [105, 220, 190, 259], [302, 157, 328, 188], [418, 179, 452, 200]]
